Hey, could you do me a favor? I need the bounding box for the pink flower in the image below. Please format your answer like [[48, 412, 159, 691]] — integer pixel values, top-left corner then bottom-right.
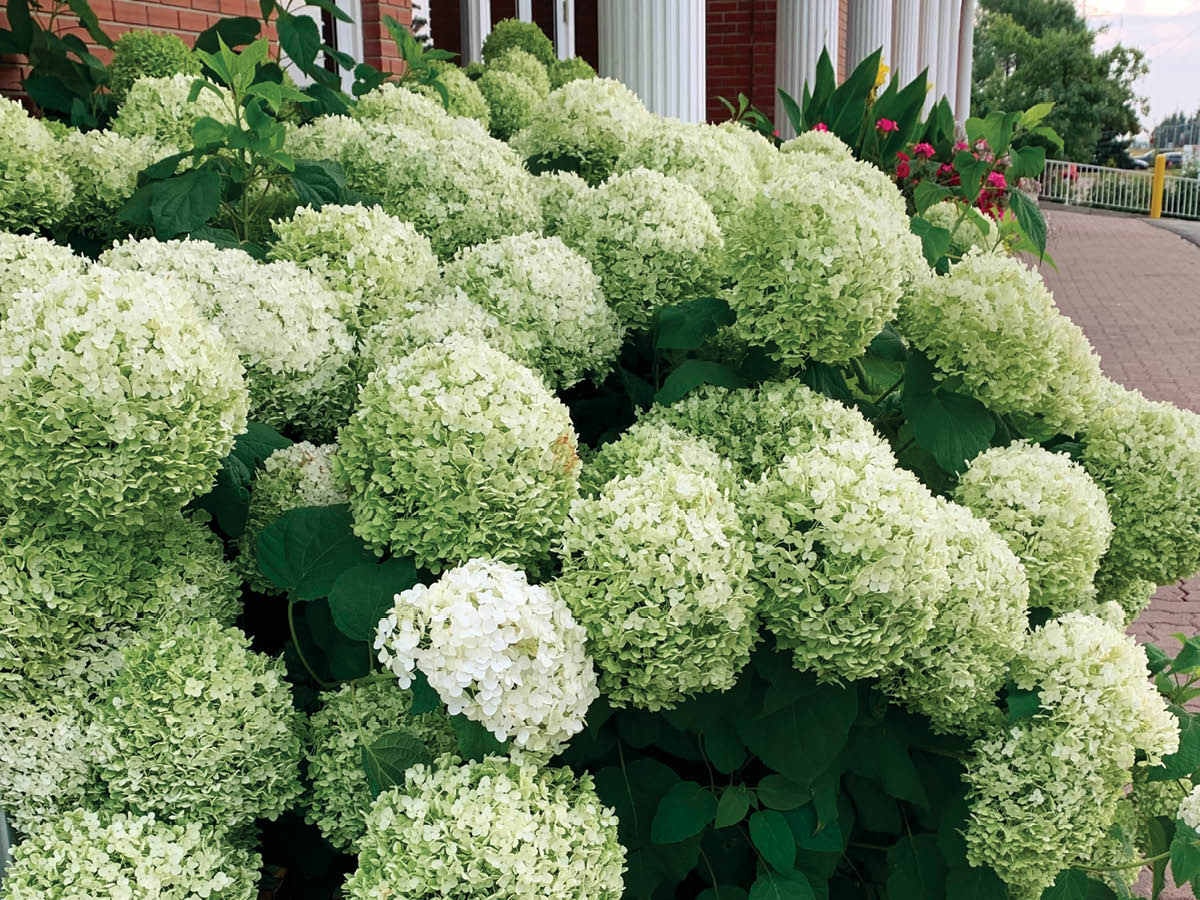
[[913, 142, 935, 159], [773, 129, 780, 138], [937, 163, 955, 176], [876, 118, 899, 132], [896, 150, 911, 162], [896, 160, 911, 178], [954, 140, 969, 151], [813, 122, 829, 132], [986, 171, 1007, 189]]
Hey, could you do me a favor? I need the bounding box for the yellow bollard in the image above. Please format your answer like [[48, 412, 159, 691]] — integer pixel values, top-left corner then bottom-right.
[[1151, 153, 1167, 218]]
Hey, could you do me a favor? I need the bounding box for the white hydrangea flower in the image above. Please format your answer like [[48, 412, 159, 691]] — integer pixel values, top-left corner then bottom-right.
[[1179, 784, 1200, 831], [479, 69, 542, 139], [415, 65, 492, 128], [534, 169, 589, 234], [0, 701, 97, 832], [581, 419, 738, 497], [352, 82, 487, 140], [715, 120, 777, 178], [112, 73, 233, 147], [376, 559, 598, 754], [0, 233, 84, 319], [285, 113, 366, 162], [780, 128, 855, 160], [60, 129, 177, 242], [0, 97, 72, 232]]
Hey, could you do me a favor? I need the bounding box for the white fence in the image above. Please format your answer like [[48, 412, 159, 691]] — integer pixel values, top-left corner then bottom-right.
[[1039, 158, 1200, 220]]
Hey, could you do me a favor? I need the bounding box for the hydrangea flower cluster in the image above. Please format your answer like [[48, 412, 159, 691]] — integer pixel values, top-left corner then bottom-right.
[[550, 55, 597, 89], [416, 65, 492, 127], [335, 335, 581, 571], [616, 119, 758, 227], [1093, 568, 1158, 624], [339, 122, 542, 258], [881, 498, 1030, 736], [581, 419, 736, 496], [92, 619, 305, 828], [0, 97, 72, 233], [0, 233, 83, 318], [716, 120, 778, 178], [1179, 785, 1200, 831], [1, 810, 261, 900], [746, 437, 951, 681], [558, 460, 757, 709], [106, 29, 200, 102], [482, 17, 556, 67], [376, 559, 598, 753], [236, 442, 346, 593], [285, 113, 367, 161], [112, 73, 233, 147], [343, 755, 625, 900], [0, 267, 247, 529], [304, 680, 456, 850], [780, 128, 855, 160], [953, 442, 1113, 613], [511, 77, 652, 184], [900, 249, 1106, 434], [1081, 382, 1200, 585], [442, 233, 623, 388], [269, 203, 440, 333], [59, 129, 176, 242], [0, 700, 97, 831], [725, 165, 922, 364], [965, 613, 1178, 896], [490, 47, 551, 97], [353, 82, 483, 140], [535, 169, 589, 234], [558, 168, 723, 332], [479, 69, 543, 139], [922, 198, 998, 257], [101, 237, 355, 436]]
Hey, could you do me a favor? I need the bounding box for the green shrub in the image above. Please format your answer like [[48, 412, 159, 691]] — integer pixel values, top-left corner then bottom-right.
[[106, 30, 200, 103]]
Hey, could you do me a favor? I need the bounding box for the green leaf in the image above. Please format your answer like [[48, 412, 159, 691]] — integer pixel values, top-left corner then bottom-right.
[[193, 451, 252, 536], [407, 669, 440, 715], [65, 0, 112, 48], [449, 714, 507, 760], [360, 729, 433, 797], [655, 297, 735, 351], [1146, 707, 1200, 781], [1171, 824, 1200, 884], [749, 870, 815, 900], [291, 158, 349, 208], [777, 88, 803, 135], [699, 888, 750, 900], [651, 781, 718, 845], [1006, 685, 1041, 722], [757, 775, 809, 811], [799, 361, 852, 403], [715, 786, 751, 829], [945, 866, 1007, 900], [195, 16, 260, 55], [190, 115, 229, 149], [655, 360, 747, 406], [1009, 145, 1046, 180], [6, 0, 33, 50], [915, 180, 954, 215], [910, 216, 952, 268], [869, 323, 907, 361], [1146, 815, 1175, 899], [1041, 869, 1118, 900], [1006, 188, 1047, 261], [276, 11, 322, 74], [887, 835, 947, 900], [902, 352, 995, 474], [783, 804, 843, 853], [1019, 101, 1054, 129], [750, 810, 796, 872], [328, 557, 419, 642], [148, 169, 222, 239], [1172, 636, 1200, 673], [738, 684, 857, 787], [703, 721, 746, 774], [256, 504, 376, 599]]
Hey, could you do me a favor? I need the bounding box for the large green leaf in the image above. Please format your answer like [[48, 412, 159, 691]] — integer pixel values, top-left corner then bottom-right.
[[148, 169, 222, 239], [1041, 869, 1118, 900], [910, 215, 952, 268], [360, 729, 434, 797], [449, 715, 508, 760], [192, 422, 290, 536], [292, 159, 349, 208], [276, 11, 322, 75], [945, 866, 1007, 900], [886, 835, 947, 900], [195, 16, 260, 55], [902, 352, 995, 474], [656, 360, 747, 406], [738, 684, 857, 787], [651, 781, 718, 845], [1171, 824, 1200, 885], [757, 775, 809, 811], [256, 504, 375, 600], [1007, 188, 1048, 261], [715, 786, 751, 829], [655, 297, 735, 351], [748, 870, 815, 900], [327, 557, 419, 642], [749, 810, 796, 872], [703, 720, 747, 774]]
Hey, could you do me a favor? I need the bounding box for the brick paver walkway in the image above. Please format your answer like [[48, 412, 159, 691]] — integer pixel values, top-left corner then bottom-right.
[[1039, 206, 1200, 900], [1037, 206, 1200, 653]]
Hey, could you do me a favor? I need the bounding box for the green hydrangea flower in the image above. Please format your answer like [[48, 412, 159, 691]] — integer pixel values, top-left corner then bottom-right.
[[1, 809, 261, 900], [899, 249, 1106, 434], [715, 120, 777, 179], [0, 233, 83, 319], [0, 266, 247, 528], [304, 680, 455, 851], [954, 441, 1113, 614], [479, 69, 542, 139], [0, 700, 99, 833], [558, 168, 723, 332], [725, 164, 922, 365], [93, 619, 305, 828], [1091, 568, 1157, 625], [352, 83, 467, 137], [237, 442, 346, 594], [481, 17, 556, 67], [534, 169, 589, 235], [550, 56, 597, 90], [779, 128, 855, 160], [489, 48, 551, 97], [60, 128, 176, 242], [0, 97, 73, 233], [881, 497, 1030, 736], [511, 77, 652, 185], [922, 199, 999, 257], [335, 334, 581, 572], [558, 460, 757, 709], [107, 30, 200, 102], [113, 73, 233, 148], [415, 65, 492, 129], [344, 755, 624, 900], [1082, 382, 1200, 585], [581, 419, 737, 497], [285, 113, 367, 161], [746, 437, 952, 681], [442, 232, 623, 388], [269, 203, 441, 333]]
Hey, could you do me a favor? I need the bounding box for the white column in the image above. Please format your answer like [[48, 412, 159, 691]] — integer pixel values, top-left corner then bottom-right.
[[891, 0, 920, 85], [848, 0, 892, 73], [956, 0, 976, 120], [410, 0, 431, 44], [516, 0, 532, 22], [553, 0, 575, 59], [936, 0, 956, 106], [918, 0, 941, 114], [597, 0, 705, 122], [460, 0, 490, 65], [775, 0, 839, 137]]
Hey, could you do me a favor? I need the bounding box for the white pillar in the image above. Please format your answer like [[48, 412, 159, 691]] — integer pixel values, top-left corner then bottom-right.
[[597, 0, 705, 122], [460, 0, 490, 65], [918, 0, 941, 114], [848, 0, 892, 73], [956, 0, 976, 120], [554, 0, 575, 60], [411, 0, 431, 43], [891, 0, 920, 85], [516, 0, 532, 22], [936, 0, 956, 106], [775, 0, 839, 137]]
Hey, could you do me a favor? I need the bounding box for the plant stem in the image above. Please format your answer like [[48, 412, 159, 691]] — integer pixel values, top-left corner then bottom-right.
[[287, 598, 335, 688], [876, 374, 904, 404]]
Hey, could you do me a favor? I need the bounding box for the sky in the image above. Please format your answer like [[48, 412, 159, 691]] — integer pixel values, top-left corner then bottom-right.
[[1085, 0, 1200, 133]]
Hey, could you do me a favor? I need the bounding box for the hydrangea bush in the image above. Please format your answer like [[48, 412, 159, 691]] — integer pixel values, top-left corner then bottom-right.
[[3, 23, 1200, 900]]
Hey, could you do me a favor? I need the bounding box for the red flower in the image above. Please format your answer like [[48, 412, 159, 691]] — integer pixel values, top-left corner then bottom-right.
[[954, 140, 969, 151], [937, 163, 955, 176], [896, 160, 911, 178], [987, 171, 1007, 189], [913, 142, 935, 159], [773, 129, 780, 138], [896, 150, 911, 162], [813, 122, 829, 132], [876, 118, 899, 132]]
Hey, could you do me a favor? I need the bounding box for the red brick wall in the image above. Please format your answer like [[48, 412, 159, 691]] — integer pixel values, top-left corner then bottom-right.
[[704, 0, 775, 125], [0, 0, 411, 99]]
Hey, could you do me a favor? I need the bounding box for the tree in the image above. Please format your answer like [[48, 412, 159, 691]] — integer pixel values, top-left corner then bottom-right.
[[972, 0, 1148, 163]]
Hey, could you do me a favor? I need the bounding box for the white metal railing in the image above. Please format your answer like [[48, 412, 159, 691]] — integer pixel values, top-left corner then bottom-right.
[[1038, 158, 1200, 220]]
